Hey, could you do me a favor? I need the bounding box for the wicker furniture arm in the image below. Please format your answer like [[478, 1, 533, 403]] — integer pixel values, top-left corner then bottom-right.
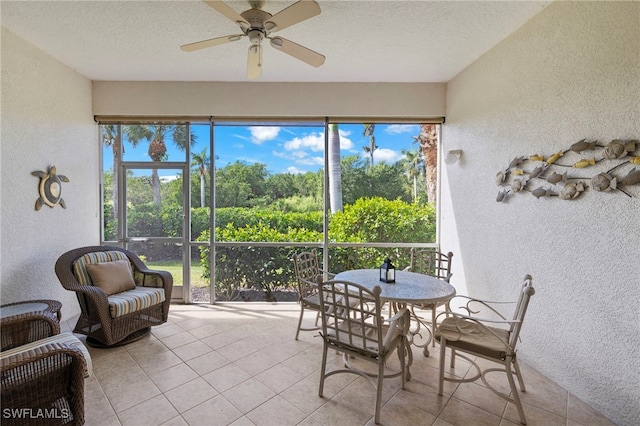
[[55, 245, 173, 347], [1, 311, 60, 351], [1, 343, 86, 426]]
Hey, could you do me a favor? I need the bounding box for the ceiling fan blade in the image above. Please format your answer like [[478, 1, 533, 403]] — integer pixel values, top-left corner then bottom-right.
[[269, 37, 325, 67], [247, 44, 262, 79], [264, 0, 321, 32], [203, 1, 250, 29], [181, 34, 244, 52]]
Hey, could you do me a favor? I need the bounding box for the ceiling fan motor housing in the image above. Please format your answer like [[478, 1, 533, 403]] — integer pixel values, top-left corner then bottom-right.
[[241, 8, 272, 44], [241, 9, 271, 29]]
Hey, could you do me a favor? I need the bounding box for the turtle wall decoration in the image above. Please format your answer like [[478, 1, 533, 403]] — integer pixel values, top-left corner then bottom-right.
[[31, 165, 69, 210], [496, 138, 639, 202]]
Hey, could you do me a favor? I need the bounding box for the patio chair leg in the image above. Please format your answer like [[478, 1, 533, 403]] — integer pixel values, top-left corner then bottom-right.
[[319, 342, 328, 397], [513, 357, 527, 392], [295, 306, 305, 340], [431, 307, 437, 347], [438, 338, 446, 395], [506, 355, 527, 425], [374, 361, 384, 424], [401, 337, 407, 387]]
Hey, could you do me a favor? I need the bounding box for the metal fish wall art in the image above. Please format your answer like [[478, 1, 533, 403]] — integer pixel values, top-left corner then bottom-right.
[[546, 172, 567, 184], [602, 140, 635, 160], [619, 168, 640, 186], [559, 182, 586, 200], [573, 158, 596, 168], [496, 138, 639, 202], [569, 139, 597, 153]]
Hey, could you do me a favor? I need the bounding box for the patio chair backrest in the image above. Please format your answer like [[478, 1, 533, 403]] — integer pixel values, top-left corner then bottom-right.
[[409, 248, 453, 282], [318, 279, 385, 356], [72, 250, 130, 286], [508, 274, 535, 350], [292, 250, 321, 300]]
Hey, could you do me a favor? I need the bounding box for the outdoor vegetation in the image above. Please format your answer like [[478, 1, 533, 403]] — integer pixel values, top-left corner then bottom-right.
[[101, 123, 439, 301]]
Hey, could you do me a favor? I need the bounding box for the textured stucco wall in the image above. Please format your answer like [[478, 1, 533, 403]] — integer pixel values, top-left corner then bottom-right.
[[441, 2, 639, 425], [1, 28, 98, 320]]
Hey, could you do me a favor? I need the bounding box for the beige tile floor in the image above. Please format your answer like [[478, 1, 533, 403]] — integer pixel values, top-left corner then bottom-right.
[[61, 303, 616, 426]]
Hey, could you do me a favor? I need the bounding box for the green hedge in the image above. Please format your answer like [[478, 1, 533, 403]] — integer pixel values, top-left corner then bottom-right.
[[196, 197, 435, 300]]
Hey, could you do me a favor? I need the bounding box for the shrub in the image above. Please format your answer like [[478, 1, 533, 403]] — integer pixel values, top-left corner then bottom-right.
[[195, 198, 434, 300], [328, 197, 436, 270], [197, 225, 321, 301]]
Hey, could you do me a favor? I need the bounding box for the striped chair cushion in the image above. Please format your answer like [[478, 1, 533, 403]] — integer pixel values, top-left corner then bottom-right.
[[0, 332, 92, 377], [108, 286, 165, 318], [73, 251, 129, 286]]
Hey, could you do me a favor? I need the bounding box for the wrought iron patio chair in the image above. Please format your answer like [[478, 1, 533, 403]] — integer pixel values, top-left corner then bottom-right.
[[407, 248, 453, 347], [317, 278, 410, 424], [435, 274, 535, 425], [291, 249, 335, 340]]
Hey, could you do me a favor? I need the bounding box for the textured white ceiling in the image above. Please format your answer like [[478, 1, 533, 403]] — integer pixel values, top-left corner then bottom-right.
[[1, 0, 551, 82]]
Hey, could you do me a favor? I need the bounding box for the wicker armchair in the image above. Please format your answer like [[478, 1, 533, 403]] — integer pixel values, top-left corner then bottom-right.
[[1, 312, 88, 426], [55, 246, 173, 347], [1, 308, 60, 352]]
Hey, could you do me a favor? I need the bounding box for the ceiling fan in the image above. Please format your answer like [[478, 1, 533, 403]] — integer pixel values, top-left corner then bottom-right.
[[181, 0, 325, 79]]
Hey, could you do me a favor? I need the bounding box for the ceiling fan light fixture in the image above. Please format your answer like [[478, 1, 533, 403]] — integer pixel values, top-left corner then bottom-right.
[[270, 37, 283, 49], [228, 35, 242, 42], [248, 29, 263, 45], [264, 21, 277, 31]]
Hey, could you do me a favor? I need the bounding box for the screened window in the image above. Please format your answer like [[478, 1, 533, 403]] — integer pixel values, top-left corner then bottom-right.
[[99, 119, 441, 303]]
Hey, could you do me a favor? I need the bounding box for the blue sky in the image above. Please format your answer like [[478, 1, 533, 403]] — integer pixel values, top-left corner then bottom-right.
[[105, 123, 422, 176]]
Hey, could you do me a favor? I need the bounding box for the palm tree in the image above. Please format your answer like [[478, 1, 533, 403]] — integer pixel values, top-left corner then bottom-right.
[[124, 124, 195, 206], [402, 148, 423, 201], [362, 124, 377, 169], [413, 124, 438, 204], [328, 124, 343, 213], [100, 124, 121, 216], [192, 148, 210, 207]]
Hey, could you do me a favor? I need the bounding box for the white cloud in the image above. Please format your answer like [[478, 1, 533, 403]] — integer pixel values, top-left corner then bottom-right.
[[299, 156, 324, 166], [272, 149, 323, 166], [337, 130, 354, 150], [276, 130, 356, 170], [385, 124, 419, 135], [159, 175, 179, 183], [283, 130, 354, 152], [287, 166, 305, 174], [249, 126, 280, 144], [284, 133, 324, 152], [372, 148, 403, 164]]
